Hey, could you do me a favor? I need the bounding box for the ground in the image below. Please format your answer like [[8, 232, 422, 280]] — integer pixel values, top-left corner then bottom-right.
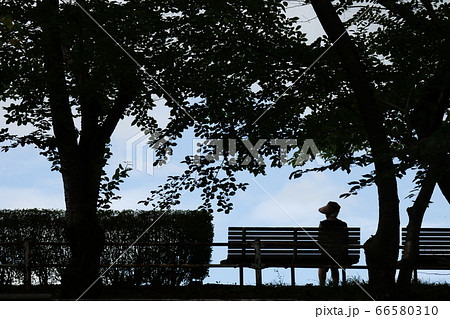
[[1, 283, 449, 300]]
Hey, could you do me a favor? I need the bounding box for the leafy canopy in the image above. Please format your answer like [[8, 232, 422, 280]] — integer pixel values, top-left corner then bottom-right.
[[147, 0, 450, 211]]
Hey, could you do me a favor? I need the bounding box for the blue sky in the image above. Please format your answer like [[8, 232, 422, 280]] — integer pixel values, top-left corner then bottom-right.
[[1, 2, 449, 287]]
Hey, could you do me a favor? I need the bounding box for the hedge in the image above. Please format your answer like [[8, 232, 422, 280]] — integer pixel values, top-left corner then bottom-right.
[[0, 209, 213, 286]]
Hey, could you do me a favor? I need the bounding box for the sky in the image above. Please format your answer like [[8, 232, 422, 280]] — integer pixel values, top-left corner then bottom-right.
[[1, 2, 449, 287]]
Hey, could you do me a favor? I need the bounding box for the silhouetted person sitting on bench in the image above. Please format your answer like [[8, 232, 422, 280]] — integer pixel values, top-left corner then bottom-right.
[[317, 201, 348, 286]]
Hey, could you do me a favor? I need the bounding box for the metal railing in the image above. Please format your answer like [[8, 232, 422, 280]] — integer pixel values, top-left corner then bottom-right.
[[0, 239, 370, 288], [0, 240, 237, 289]]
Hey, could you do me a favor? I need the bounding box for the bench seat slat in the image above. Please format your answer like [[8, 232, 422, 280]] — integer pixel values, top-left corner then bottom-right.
[[222, 256, 360, 266], [227, 240, 360, 245], [418, 245, 450, 248], [417, 242, 450, 246], [227, 249, 360, 254], [229, 230, 360, 234], [228, 235, 359, 240], [417, 251, 450, 255], [416, 238, 450, 242], [229, 227, 360, 232]]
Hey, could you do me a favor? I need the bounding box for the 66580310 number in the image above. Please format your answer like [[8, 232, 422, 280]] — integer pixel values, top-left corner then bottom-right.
[[375, 306, 438, 316]]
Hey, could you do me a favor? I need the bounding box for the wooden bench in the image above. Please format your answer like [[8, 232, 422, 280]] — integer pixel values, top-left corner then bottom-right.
[[220, 226, 360, 286], [401, 228, 450, 281]]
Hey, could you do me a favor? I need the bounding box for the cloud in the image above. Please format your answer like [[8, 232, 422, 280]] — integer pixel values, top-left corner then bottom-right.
[[243, 173, 346, 226], [0, 146, 65, 209], [0, 186, 65, 209]]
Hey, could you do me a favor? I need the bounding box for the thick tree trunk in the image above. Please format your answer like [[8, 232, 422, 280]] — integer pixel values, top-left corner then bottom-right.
[[363, 176, 399, 300], [60, 153, 106, 299], [40, 0, 135, 299], [40, 0, 105, 299], [311, 0, 400, 299]]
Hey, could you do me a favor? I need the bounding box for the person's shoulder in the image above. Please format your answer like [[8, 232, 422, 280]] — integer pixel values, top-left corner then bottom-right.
[[336, 219, 348, 227]]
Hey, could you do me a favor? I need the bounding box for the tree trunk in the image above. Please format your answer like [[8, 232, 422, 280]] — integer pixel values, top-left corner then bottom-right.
[[311, 0, 400, 299], [396, 174, 436, 296], [39, 0, 105, 299], [363, 176, 399, 300], [39, 0, 136, 299], [60, 145, 106, 299]]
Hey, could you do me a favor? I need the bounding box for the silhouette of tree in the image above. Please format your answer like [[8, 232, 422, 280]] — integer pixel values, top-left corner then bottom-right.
[[0, 0, 301, 298], [308, 0, 450, 297]]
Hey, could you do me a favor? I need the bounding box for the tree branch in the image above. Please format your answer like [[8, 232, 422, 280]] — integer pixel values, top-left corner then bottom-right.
[[432, 72, 450, 129], [377, 0, 439, 34], [73, 13, 102, 147], [40, 0, 79, 155], [100, 77, 136, 143]]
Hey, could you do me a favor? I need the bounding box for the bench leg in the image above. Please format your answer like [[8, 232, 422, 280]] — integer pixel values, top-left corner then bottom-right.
[[291, 267, 295, 286], [254, 239, 262, 287], [255, 267, 262, 287], [239, 266, 244, 286], [342, 268, 346, 285]]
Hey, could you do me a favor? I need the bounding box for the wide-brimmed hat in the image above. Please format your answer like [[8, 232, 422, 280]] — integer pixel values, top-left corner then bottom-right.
[[318, 201, 341, 215]]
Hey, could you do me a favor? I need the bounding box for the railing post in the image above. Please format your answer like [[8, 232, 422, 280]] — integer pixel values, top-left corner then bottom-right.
[[292, 229, 297, 286], [291, 267, 296, 286], [253, 239, 262, 287], [24, 238, 31, 290], [240, 229, 246, 286], [239, 266, 244, 286]]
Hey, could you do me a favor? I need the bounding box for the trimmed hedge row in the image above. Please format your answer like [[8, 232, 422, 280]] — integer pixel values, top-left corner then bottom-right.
[[0, 209, 213, 286]]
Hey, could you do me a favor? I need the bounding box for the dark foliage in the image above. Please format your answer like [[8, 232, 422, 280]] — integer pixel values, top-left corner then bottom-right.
[[0, 209, 213, 287]]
